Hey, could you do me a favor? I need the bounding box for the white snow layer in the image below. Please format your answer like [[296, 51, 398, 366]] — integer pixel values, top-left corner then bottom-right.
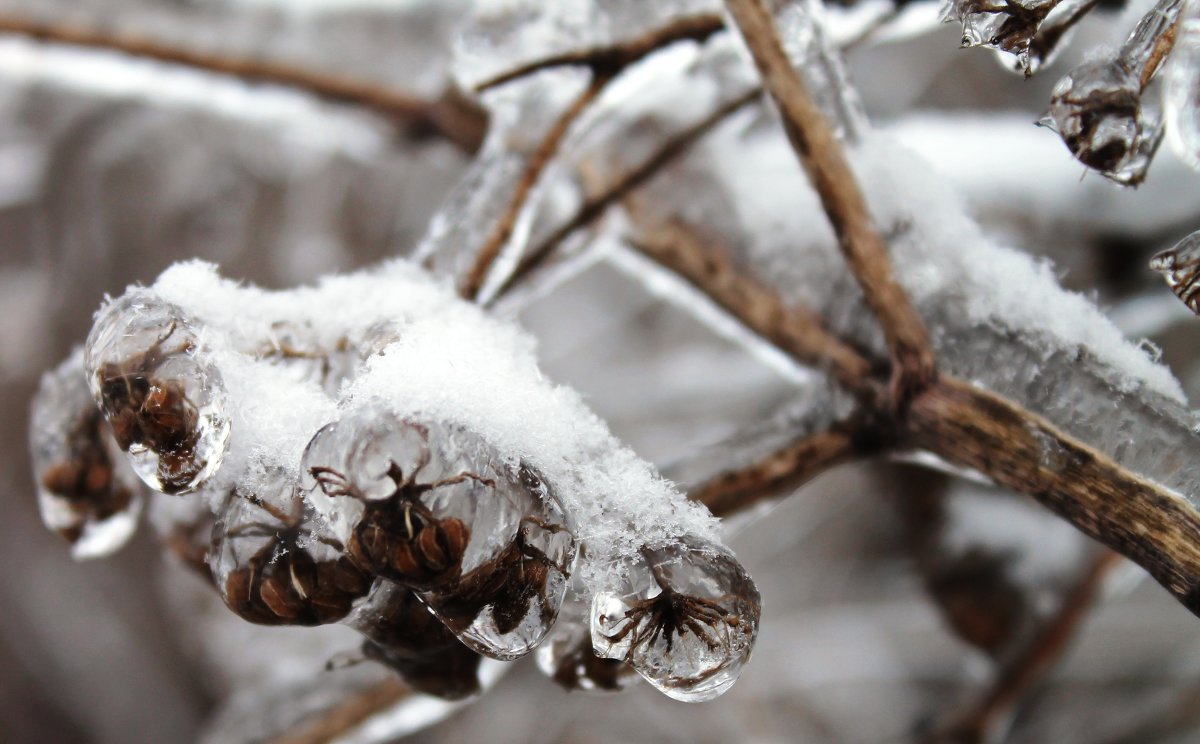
[[150, 260, 721, 589]]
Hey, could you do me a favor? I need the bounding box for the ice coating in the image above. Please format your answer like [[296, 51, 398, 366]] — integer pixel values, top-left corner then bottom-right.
[[590, 535, 761, 702], [30, 350, 145, 559], [1150, 229, 1200, 315], [1165, 19, 1200, 172], [145, 259, 721, 598], [85, 292, 231, 493], [211, 471, 372, 626]]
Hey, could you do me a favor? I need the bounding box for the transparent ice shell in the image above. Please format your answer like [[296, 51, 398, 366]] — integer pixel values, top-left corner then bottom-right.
[[590, 536, 760, 702], [30, 350, 145, 559], [84, 292, 230, 493]]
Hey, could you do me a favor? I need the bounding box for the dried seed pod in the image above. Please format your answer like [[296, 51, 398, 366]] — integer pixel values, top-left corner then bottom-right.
[[30, 350, 144, 559], [1150, 230, 1200, 315], [212, 475, 371, 626], [349, 580, 483, 701], [254, 320, 357, 397], [422, 470, 576, 660], [302, 415, 577, 659], [591, 536, 761, 702], [951, 0, 1058, 70], [1043, 59, 1162, 185], [84, 292, 230, 493]]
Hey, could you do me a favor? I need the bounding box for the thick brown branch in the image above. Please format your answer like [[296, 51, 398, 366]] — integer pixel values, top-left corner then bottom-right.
[[908, 378, 1200, 615], [473, 14, 725, 91], [490, 87, 760, 302], [461, 76, 610, 300], [723, 0, 936, 411], [925, 550, 1120, 744], [0, 15, 486, 151]]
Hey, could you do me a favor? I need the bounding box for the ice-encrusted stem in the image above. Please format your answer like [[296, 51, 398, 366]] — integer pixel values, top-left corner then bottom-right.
[[473, 14, 727, 92], [262, 679, 410, 744], [0, 14, 487, 151], [924, 549, 1120, 744], [460, 77, 611, 300], [724, 0, 937, 412], [907, 380, 1200, 614], [490, 88, 762, 303]]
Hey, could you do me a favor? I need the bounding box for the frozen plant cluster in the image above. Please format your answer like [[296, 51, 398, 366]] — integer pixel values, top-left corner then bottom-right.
[[30, 258, 760, 705]]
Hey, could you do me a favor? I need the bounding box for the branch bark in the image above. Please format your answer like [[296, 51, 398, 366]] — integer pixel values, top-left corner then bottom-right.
[[723, 0, 937, 411], [0, 15, 487, 151]]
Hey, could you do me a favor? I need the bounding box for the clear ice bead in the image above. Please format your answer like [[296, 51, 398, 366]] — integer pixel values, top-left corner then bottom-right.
[[1165, 20, 1200, 172], [254, 320, 357, 398], [1150, 229, 1200, 315], [30, 350, 144, 560], [1045, 59, 1162, 185], [590, 536, 761, 702], [347, 580, 483, 701], [422, 465, 576, 661], [211, 473, 371, 626], [536, 575, 638, 692], [84, 292, 230, 494], [301, 413, 577, 659]]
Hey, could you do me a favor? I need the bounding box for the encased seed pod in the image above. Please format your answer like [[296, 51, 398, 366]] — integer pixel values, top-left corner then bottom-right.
[[1150, 230, 1200, 315], [349, 580, 483, 701], [423, 466, 576, 661], [1043, 59, 1162, 185], [212, 475, 371, 626], [30, 350, 144, 559], [85, 291, 230, 494], [301, 415, 577, 660], [591, 536, 761, 703]]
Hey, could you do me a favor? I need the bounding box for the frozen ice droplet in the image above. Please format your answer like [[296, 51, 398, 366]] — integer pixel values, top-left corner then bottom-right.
[[211, 472, 371, 626], [536, 574, 639, 693], [590, 536, 761, 702], [1046, 59, 1162, 185], [348, 580, 484, 701], [1150, 229, 1200, 315], [1165, 21, 1200, 173], [30, 350, 144, 560], [84, 291, 230, 494], [423, 464, 577, 661]]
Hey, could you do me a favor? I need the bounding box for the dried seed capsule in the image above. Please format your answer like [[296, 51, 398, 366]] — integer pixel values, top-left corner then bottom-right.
[[302, 415, 547, 588], [212, 474, 371, 626], [84, 292, 230, 493], [1043, 59, 1162, 185], [349, 580, 483, 701], [1150, 230, 1200, 315], [590, 536, 761, 702], [422, 467, 576, 660], [30, 350, 144, 559]]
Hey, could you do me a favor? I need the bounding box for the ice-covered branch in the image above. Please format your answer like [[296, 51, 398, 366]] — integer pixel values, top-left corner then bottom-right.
[[724, 0, 937, 411], [0, 13, 487, 151]]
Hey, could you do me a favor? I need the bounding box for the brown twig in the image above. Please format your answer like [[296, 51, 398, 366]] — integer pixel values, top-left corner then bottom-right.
[[692, 421, 868, 517], [490, 87, 761, 302], [723, 0, 937, 412], [473, 14, 726, 92], [266, 678, 411, 744], [0, 15, 487, 151], [628, 218, 878, 399], [924, 550, 1121, 744], [460, 75, 611, 300]]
